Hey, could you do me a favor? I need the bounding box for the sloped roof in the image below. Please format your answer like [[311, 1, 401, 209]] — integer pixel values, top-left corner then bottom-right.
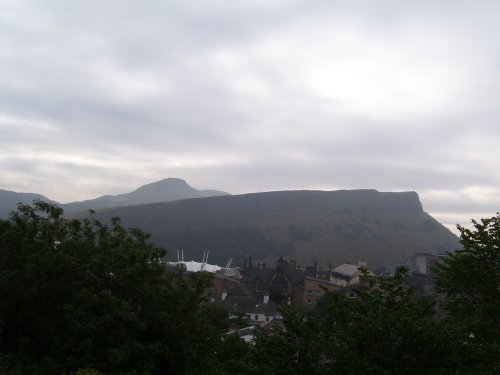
[[332, 263, 362, 277], [262, 318, 285, 331], [245, 267, 306, 285], [227, 283, 252, 297], [245, 268, 276, 284], [331, 263, 375, 280], [222, 296, 278, 316]]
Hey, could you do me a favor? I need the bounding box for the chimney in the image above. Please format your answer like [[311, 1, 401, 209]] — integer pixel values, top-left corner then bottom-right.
[[263, 293, 269, 304], [222, 290, 228, 301], [314, 261, 318, 278], [249, 257, 252, 269], [262, 262, 266, 268]]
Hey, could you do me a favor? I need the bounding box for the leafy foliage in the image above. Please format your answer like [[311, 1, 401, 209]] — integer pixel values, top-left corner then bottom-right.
[[1, 202, 498, 374], [0, 201, 237, 374], [435, 213, 500, 372], [249, 211, 500, 374], [249, 268, 461, 375]]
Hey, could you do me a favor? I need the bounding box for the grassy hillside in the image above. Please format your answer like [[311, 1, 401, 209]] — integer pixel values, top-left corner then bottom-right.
[[83, 190, 460, 268]]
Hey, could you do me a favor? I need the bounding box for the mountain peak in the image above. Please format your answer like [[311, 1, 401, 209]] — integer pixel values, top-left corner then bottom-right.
[[62, 178, 229, 213], [157, 177, 190, 185], [129, 177, 198, 198]]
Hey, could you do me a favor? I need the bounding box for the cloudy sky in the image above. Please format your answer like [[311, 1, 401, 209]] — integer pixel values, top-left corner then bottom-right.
[[1, 0, 499, 232]]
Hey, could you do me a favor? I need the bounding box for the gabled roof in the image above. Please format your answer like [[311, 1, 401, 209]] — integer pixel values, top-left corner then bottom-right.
[[227, 283, 252, 297], [332, 263, 362, 277], [331, 263, 374, 280], [224, 326, 256, 343], [245, 268, 276, 284], [245, 267, 306, 285], [262, 317, 285, 331], [222, 296, 278, 316]]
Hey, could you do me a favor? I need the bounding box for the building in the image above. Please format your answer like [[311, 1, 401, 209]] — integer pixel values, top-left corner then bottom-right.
[[410, 253, 443, 275], [211, 274, 240, 301], [242, 257, 314, 304], [330, 263, 374, 287], [300, 276, 342, 305], [218, 292, 281, 325]]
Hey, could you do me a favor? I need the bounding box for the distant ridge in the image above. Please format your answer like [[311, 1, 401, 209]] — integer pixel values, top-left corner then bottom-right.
[[83, 189, 460, 268], [0, 189, 55, 218], [0, 178, 229, 217], [62, 178, 229, 213]]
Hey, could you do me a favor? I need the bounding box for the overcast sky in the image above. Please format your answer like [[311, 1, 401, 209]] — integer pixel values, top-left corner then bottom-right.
[[1, 0, 499, 232]]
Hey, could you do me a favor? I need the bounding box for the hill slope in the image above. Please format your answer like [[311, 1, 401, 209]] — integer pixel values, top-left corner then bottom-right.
[[84, 189, 460, 268], [0, 178, 229, 218], [0, 189, 55, 218], [62, 178, 229, 213]]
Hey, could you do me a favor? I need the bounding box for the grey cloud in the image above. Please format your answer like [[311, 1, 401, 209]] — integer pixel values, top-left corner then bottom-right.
[[1, 0, 499, 226]]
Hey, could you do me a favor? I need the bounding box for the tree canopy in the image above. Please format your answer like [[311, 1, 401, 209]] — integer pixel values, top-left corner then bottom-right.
[[0, 201, 237, 374], [248, 268, 461, 375], [435, 213, 500, 372], [1, 202, 498, 374], [247, 214, 500, 374]]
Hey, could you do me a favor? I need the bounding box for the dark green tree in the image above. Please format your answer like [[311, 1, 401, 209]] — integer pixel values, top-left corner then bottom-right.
[[0, 201, 233, 374], [435, 213, 500, 372], [250, 268, 460, 375], [249, 304, 324, 375], [320, 268, 462, 374]]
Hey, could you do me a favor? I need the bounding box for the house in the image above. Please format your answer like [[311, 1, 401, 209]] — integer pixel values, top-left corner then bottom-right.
[[211, 274, 239, 300], [261, 316, 286, 333], [225, 325, 257, 343], [410, 253, 443, 275], [242, 257, 313, 304], [299, 276, 342, 305], [218, 293, 281, 325], [242, 258, 375, 304]]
